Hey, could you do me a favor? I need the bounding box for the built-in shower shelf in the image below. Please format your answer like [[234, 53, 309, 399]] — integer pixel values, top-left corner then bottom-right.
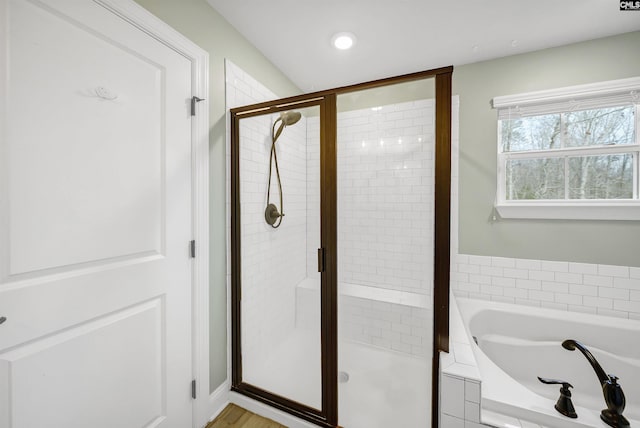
[[296, 277, 430, 309], [296, 277, 432, 357]]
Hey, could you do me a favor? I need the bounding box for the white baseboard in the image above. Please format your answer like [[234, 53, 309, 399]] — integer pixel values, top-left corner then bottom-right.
[[202, 381, 231, 426]]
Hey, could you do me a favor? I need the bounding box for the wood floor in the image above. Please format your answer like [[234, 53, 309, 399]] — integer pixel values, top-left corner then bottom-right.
[[207, 404, 288, 428]]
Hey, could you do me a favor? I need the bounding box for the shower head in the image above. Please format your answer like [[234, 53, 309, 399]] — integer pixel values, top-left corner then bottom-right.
[[272, 110, 301, 143], [280, 111, 301, 126]]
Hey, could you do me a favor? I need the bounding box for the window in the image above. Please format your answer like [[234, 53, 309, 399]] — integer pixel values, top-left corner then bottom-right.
[[493, 77, 640, 220]]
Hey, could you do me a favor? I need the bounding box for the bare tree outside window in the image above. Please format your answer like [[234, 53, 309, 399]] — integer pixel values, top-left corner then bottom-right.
[[501, 113, 561, 152], [568, 154, 633, 199], [565, 106, 634, 148], [506, 158, 564, 200], [501, 105, 637, 201]]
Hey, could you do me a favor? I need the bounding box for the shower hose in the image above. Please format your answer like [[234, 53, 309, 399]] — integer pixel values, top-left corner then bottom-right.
[[266, 118, 284, 228]]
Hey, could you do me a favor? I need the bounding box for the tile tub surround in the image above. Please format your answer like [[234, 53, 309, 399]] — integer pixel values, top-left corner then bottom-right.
[[451, 254, 640, 320], [440, 291, 483, 428]]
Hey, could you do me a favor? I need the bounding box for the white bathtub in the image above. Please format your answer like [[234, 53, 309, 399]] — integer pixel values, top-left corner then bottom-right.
[[455, 298, 640, 427]]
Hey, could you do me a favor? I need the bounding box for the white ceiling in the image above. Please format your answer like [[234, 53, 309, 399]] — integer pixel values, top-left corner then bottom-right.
[[206, 0, 640, 92]]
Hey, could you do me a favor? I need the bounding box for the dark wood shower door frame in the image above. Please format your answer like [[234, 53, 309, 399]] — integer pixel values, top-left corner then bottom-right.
[[230, 66, 453, 428]]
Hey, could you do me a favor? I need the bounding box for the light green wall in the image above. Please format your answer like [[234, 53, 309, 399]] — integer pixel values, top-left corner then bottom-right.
[[337, 79, 434, 112], [133, 0, 301, 392], [453, 31, 640, 267]]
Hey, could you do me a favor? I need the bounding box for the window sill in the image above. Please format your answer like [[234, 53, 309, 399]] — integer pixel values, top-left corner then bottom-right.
[[495, 201, 640, 221]]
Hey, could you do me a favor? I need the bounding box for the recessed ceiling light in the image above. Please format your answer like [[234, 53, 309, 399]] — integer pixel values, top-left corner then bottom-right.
[[332, 32, 356, 50]]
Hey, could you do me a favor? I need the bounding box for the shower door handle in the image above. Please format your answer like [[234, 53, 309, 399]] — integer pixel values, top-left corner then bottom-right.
[[317, 248, 325, 273]]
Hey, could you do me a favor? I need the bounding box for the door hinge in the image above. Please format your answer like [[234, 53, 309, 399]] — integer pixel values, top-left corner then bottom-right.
[[191, 379, 197, 399], [317, 248, 325, 272], [191, 96, 205, 116], [190, 240, 196, 258]]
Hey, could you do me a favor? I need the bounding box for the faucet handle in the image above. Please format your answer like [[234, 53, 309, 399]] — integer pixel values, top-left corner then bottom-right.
[[538, 377, 578, 419], [538, 377, 573, 389]]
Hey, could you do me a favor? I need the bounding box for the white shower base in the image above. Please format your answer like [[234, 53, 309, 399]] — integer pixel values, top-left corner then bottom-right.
[[244, 327, 430, 428], [338, 339, 430, 428]]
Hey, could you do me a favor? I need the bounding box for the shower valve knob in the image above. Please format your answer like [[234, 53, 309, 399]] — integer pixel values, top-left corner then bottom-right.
[[265, 204, 282, 227]]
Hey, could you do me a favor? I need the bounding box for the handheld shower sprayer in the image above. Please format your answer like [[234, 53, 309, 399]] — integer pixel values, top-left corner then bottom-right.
[[265, 111, 301, 228]]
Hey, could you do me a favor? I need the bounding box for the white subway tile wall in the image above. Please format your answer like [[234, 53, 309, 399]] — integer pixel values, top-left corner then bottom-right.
[[335, 102, 435, 295], [451, 254, 640, 320], [225, 60, 311, 362], [300, 100, 437, 356], [238, 113, 309, 358]]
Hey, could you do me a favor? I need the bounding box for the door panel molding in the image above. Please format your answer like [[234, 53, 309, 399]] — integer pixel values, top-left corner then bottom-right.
[[1, 299, 164, 428], [0, 1, 210, 427]]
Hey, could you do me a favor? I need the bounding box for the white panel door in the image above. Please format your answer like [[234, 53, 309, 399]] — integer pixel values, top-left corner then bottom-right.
[[0, 0, 194, 427]]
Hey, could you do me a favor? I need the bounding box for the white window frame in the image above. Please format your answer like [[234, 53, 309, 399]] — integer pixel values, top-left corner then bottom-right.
[[493, 77, 640, 221]]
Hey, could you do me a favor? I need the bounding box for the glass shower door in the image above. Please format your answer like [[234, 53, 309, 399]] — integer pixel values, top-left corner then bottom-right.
[[230, 70, 452, 428], [232, 102, 328, 420], [336, 79, 436, 428]]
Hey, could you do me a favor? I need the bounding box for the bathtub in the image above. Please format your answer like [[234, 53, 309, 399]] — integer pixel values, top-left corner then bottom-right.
[[455, 297, 640, 427]]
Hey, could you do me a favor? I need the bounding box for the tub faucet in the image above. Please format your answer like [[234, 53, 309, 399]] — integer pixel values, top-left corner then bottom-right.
[[562, 339, 630, 428]]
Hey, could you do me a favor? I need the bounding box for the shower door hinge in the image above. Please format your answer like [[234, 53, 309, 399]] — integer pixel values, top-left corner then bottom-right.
[[191, 379, 197, 399], [190, 96, 205, 116], [190, 240, 196, 258], [317, 248, 325, 272]]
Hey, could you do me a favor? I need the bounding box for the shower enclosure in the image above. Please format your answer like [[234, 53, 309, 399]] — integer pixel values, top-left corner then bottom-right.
[[231, 69, 452, 428]]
